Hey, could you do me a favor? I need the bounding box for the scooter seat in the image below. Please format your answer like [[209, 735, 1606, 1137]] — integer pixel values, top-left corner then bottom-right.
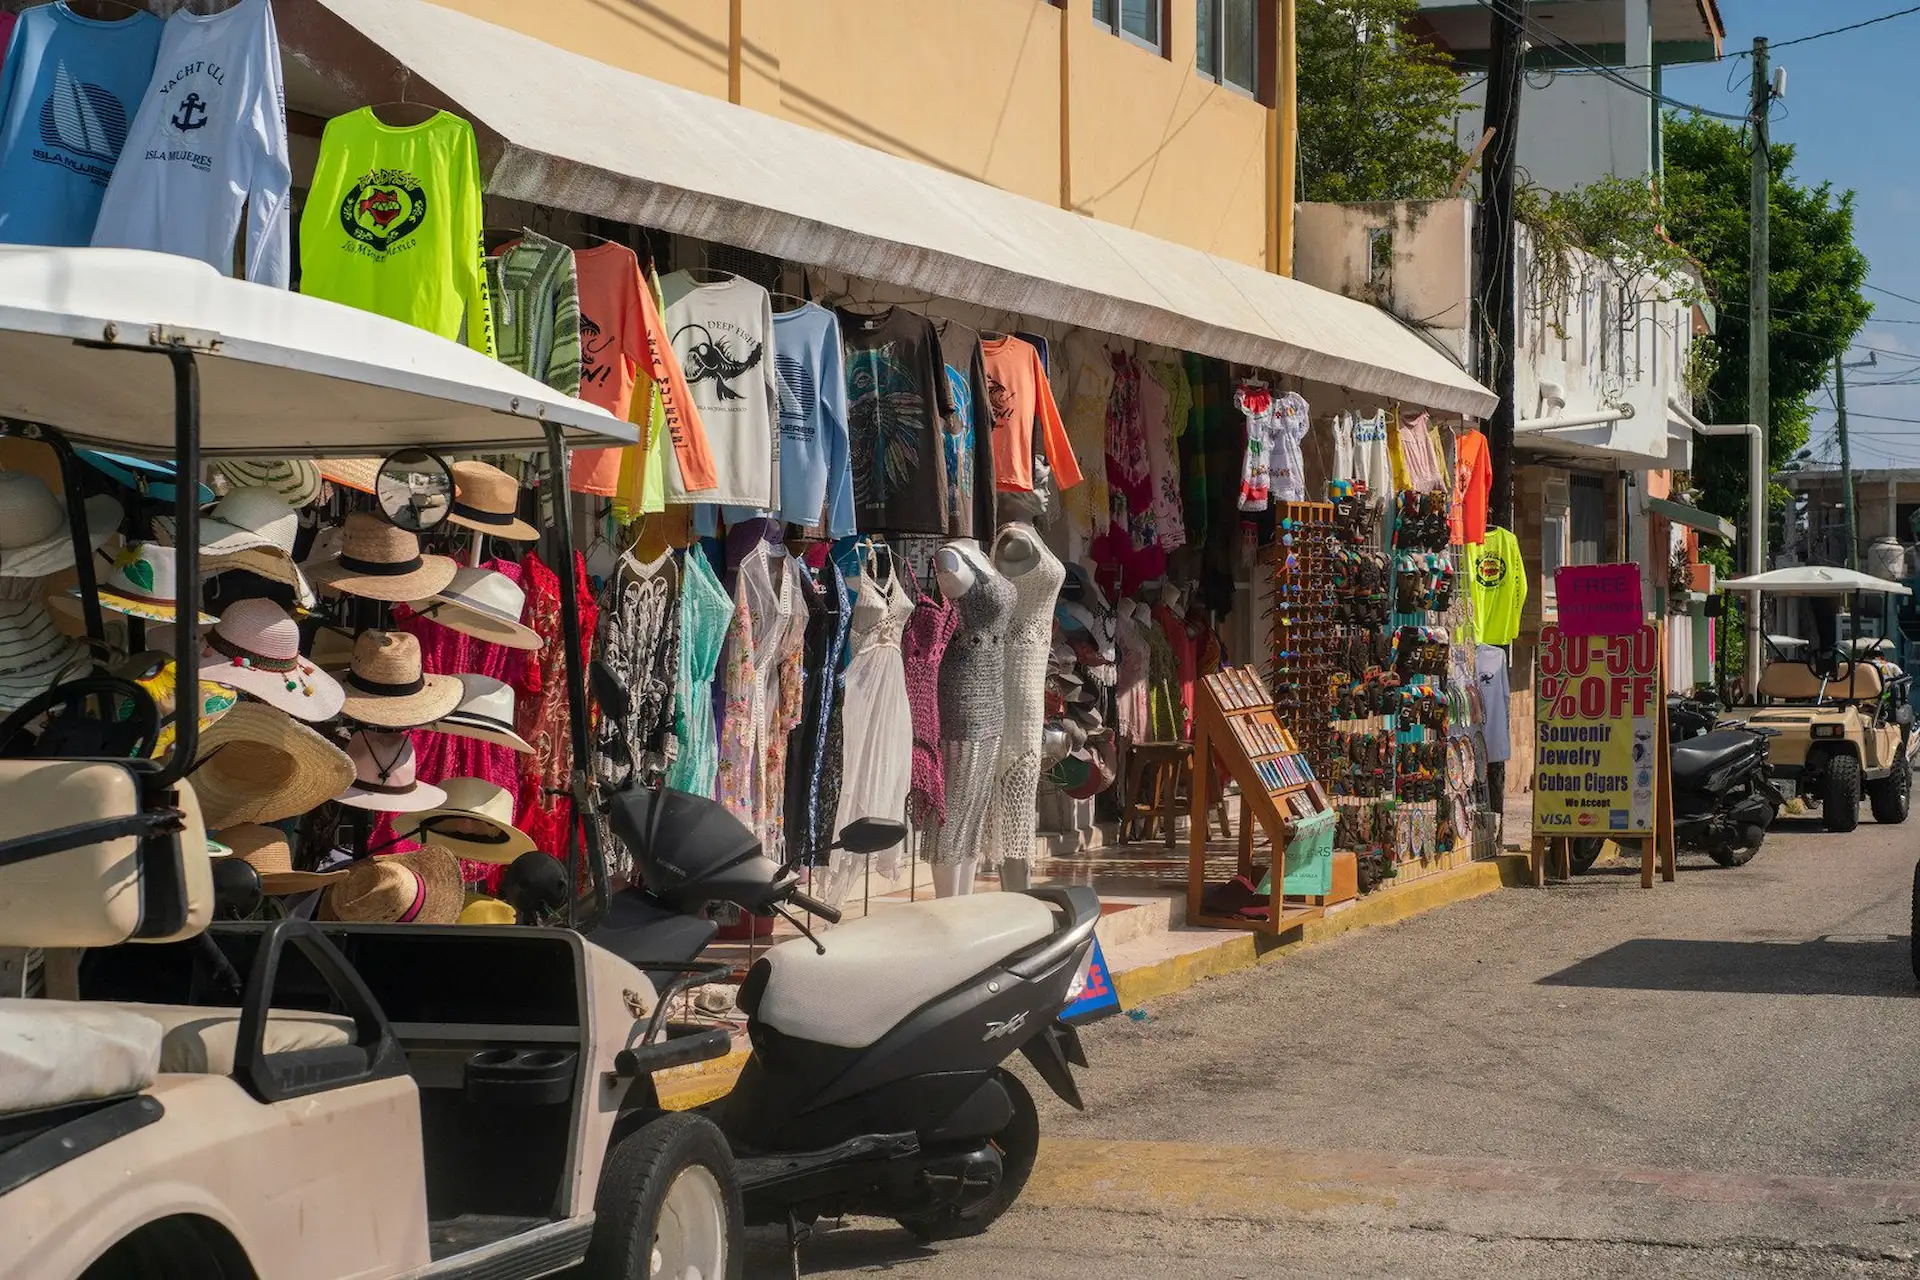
[[1670, 729, 1761, 780], [751, 893, 1057, 1049]]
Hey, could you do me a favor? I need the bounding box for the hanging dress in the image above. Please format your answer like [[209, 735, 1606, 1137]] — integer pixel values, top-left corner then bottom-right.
[[990, 524, 1065, 869], [923, 544, 1016, 868], [821, 552, 916, 904], [901, 566, 958, 827], [514, 551, 598, 870], [592, 549, 679, 883], [665, 546, 731, 798], [714, 543, 803, 857], [784, 559, 852, 870]]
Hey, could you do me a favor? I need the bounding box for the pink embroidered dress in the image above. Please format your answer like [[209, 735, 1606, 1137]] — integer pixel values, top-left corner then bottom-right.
[[901, 569, 958, 826]]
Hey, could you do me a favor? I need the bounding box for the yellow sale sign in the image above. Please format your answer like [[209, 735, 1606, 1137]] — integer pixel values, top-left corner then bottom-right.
[[1532, 622, 1660, 836]]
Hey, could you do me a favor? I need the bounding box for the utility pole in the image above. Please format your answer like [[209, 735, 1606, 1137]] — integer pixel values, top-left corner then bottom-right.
[[1477, 0, 1526, 815], [1744, 37, 1771, 694], [1835, 352, 1876, 571]]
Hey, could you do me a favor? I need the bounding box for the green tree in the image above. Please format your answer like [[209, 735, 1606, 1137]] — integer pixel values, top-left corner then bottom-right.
[[1661, 114, 1871, 526], [1298, 0, 1468, 203]]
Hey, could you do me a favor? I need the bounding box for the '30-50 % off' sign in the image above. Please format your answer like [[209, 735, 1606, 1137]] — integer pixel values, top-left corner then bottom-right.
[[1533, 623, 1661, 836]]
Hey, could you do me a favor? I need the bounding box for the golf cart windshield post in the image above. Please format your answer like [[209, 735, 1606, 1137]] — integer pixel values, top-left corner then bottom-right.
[[543, 421, 609, 931]]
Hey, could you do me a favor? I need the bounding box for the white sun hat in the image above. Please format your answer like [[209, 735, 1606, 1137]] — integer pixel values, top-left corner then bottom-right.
[[434, 674, 534, 754], [0, 470, 121, 579], [163, 485, 299, 557], [0, 598, 89, 712], [407, 567, 542, 651], [198, 597, 344, 722]]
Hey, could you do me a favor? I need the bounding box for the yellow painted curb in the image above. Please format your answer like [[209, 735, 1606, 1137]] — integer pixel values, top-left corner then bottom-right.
[[1112, 855, 1525, 1008]]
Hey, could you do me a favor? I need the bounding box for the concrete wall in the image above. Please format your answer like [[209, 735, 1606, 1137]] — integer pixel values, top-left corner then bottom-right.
[[1454, 73, 1654, 193], [1294, 200, 1474, 368], [422, 0, 1272, 266]]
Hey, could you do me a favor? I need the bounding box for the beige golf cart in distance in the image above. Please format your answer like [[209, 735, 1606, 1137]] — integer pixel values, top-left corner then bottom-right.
[[0, 248, 741, 1279], [1722, 566, 1915, 834]]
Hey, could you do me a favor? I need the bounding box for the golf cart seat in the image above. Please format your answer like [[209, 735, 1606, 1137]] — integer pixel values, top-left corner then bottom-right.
[[1758, 661, 1884, 703], [747, 892, 1056, 1049], [0, 760, 348, 1107]]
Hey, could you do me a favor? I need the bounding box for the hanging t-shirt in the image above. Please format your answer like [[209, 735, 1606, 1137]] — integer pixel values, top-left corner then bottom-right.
[[90, 0, 290, 286], [0, 15, 15, 77], [770, 302, 853, 536], [837, 305, 953, 535], [662, 271, 778, 509], [298, 108, 493, 354], [936, 318, 996, 540], [982, 334, 1080, 493], [1353, 410, 1390, 505], [1451, 427, 1493, 546], [0, 4, 162, 247], [485, 230, 582, 397], [1469, 526, 1528, 646], [573, 246, 712, 499]]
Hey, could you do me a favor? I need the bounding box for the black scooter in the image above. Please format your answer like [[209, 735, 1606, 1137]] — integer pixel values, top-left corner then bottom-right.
[[580, 750, 1100, 1274], [1571, 694, 1782, 872]]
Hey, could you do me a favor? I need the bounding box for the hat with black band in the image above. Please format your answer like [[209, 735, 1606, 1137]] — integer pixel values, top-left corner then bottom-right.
[[447, 461, 537, 542], [339, 629, 462, 728], [307, 512, 457, 603]]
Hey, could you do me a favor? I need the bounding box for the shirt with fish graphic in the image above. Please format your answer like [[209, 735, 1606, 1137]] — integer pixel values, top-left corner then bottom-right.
[[661, 271, 779, 509]]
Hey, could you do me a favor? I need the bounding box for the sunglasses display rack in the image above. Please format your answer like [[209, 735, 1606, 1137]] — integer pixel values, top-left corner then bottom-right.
[[1264, 500, 1337, 784], [1186, 664, 1330, 935]]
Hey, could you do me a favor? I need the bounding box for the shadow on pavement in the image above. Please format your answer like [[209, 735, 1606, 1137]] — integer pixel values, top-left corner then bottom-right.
[[1538, 936, 1918, 997]]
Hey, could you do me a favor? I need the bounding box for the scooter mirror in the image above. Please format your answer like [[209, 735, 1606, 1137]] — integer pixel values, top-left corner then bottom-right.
[[499, 850, 570, 923], [836, 817, 907, 855], [210, 856, 263, 920], [374, 448, 454, 533]]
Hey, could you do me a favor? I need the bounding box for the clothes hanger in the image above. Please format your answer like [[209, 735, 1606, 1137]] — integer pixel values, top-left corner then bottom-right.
[[60, 0, 153, 20], [768, 292, 811, 314], [365, 69, 439, 127]]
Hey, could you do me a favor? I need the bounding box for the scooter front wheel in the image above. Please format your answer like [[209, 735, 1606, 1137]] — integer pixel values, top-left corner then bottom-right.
[[896, 1068, 1040, 1243]]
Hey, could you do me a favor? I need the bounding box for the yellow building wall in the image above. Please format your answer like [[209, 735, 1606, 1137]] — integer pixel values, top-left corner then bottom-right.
[[423, 0, 1271, 268]]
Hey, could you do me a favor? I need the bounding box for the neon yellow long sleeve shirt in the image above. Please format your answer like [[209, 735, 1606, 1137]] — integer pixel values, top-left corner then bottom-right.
[[298, 107, 493, 355]]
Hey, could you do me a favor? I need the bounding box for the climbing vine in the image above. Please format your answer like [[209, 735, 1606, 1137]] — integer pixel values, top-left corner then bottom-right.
[[1514, 176, 1704, 341]]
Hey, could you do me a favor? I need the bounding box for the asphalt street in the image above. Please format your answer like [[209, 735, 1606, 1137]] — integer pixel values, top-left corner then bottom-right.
[[765, 813, 1920, 1278]]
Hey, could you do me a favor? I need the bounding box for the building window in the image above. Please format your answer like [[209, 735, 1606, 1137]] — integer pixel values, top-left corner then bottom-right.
[[1197, 0, 1260, 93], [1093, 0, 1163, 52], [1570, 474, 1607, 566]]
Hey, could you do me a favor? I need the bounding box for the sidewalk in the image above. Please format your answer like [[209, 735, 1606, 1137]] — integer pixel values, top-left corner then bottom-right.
[[653, 800, 1531, 1109]]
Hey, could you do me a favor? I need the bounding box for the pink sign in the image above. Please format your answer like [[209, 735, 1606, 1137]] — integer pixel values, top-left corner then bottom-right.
[[1555, 564, 1643, 637]]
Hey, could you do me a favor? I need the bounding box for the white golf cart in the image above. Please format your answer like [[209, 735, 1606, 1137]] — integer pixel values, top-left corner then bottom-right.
[[0, 248, 740, 1278]]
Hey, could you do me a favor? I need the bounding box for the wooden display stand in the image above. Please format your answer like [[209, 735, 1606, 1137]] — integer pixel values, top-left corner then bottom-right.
[[1530, 628, 1678, 888], [1187, 666, 1328, 934]]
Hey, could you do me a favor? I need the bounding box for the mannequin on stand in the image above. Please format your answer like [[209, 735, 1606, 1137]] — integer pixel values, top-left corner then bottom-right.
[[990, 523, 1066, 893], [924, 540, 1014, 896]]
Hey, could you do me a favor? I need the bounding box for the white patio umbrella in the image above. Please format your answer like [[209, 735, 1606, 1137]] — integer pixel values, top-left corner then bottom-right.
[[1721, 565, 1912, 597]]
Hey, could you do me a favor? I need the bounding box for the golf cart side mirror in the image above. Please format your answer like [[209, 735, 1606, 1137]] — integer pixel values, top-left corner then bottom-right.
[[211, 856, 264, 921], [374, 448, 454, 533], [836, 817, 907, 856]]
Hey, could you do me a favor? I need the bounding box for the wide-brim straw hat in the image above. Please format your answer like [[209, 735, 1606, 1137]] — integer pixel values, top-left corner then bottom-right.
[[199, 596, 344, 722], [324, 845, 464, 925], [189, 702, 355, 829], [448, 460, 537, 542], [0, 471, 121, 579], [206, 547, 318, 611], [334, 728, 449, 813], [340, 629, 462, 728], [0, 598, 89, 713], [213, 822, 346, 894], [406, 567, 541, 651], [53, 543, 216, 625], [435, 673, 534, 754], [214, 459, 322, 509], [395, 777, 536, 865], [308, 511, 457, 603], [317, 457, 378, 495]]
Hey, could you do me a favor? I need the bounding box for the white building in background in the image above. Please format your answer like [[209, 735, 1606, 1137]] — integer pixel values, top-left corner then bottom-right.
[[1414, 0, 1726, 190]]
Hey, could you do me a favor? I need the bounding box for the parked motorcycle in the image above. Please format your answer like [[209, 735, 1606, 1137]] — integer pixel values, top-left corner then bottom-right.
[[574, 703, 1099, 1274], [1571, 693, 1783, 872]]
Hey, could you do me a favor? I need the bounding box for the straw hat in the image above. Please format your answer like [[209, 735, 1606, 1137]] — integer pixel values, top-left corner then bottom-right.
[[436, 674, 534, 753], [0, 471, 122, 578], [448, 461, 537, 542], [198, 597, 343, 722], [213, 823, 346, 894], [161, 486, 299, 557], [318, 457, 378, 495], [308, 512, 457, 602], [334, 729, 448, 813], [407, 567, 542, 651], [189, 702, 355, 829], [0, 598, 89, 713], [458, 895, 517, 926], [341, 629, 462, 727], [324, 845, 464, 925], [75, 449, 214, 505], [396, 777, 536, 865], [215, 460, 322, 508], [54, 543, 216, 625]]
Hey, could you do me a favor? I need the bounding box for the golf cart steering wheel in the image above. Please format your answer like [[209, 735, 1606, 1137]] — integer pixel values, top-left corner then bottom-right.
[[1805, 646, 1852, 683], [0, 675, 162, 761]]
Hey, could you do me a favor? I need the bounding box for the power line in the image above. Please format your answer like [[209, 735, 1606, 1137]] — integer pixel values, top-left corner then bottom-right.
[[1866, 282, 1920, 310], [1770, 6, 1920, 52]]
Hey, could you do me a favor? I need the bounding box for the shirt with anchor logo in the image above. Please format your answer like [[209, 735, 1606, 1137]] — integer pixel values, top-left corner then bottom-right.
[[91, 0, 290, 287]]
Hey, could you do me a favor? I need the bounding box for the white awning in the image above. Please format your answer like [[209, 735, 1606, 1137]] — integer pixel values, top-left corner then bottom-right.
[[287, 0, 1496, 419]]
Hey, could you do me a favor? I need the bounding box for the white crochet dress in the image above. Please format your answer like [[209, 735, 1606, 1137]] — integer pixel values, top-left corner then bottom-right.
[[924, 543, 1015, 867], [989, 524, 1064, 869]]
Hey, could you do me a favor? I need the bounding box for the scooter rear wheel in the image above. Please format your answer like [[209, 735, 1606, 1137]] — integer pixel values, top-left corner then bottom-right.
[[896, 1068, 1040, 1243]]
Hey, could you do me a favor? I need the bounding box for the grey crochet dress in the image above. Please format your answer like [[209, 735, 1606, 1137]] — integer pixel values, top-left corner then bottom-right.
[[989, 524, 1065, 869], [924, 543, 1016, 867]]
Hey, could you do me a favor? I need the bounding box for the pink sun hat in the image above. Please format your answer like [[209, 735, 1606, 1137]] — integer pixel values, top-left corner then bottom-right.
[[197, 597, 344, 722]]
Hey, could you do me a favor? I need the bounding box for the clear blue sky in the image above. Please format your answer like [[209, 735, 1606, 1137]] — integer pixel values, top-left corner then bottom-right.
[[1663, 2, 1920, 469]]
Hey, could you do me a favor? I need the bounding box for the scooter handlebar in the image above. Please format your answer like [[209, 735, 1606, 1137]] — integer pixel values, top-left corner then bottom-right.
[[788, 889, 841, 925]]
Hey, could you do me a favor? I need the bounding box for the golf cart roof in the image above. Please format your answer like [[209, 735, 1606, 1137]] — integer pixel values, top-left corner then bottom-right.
[[1721, 566, 1913, 597], [0, 247, 632, 458]]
